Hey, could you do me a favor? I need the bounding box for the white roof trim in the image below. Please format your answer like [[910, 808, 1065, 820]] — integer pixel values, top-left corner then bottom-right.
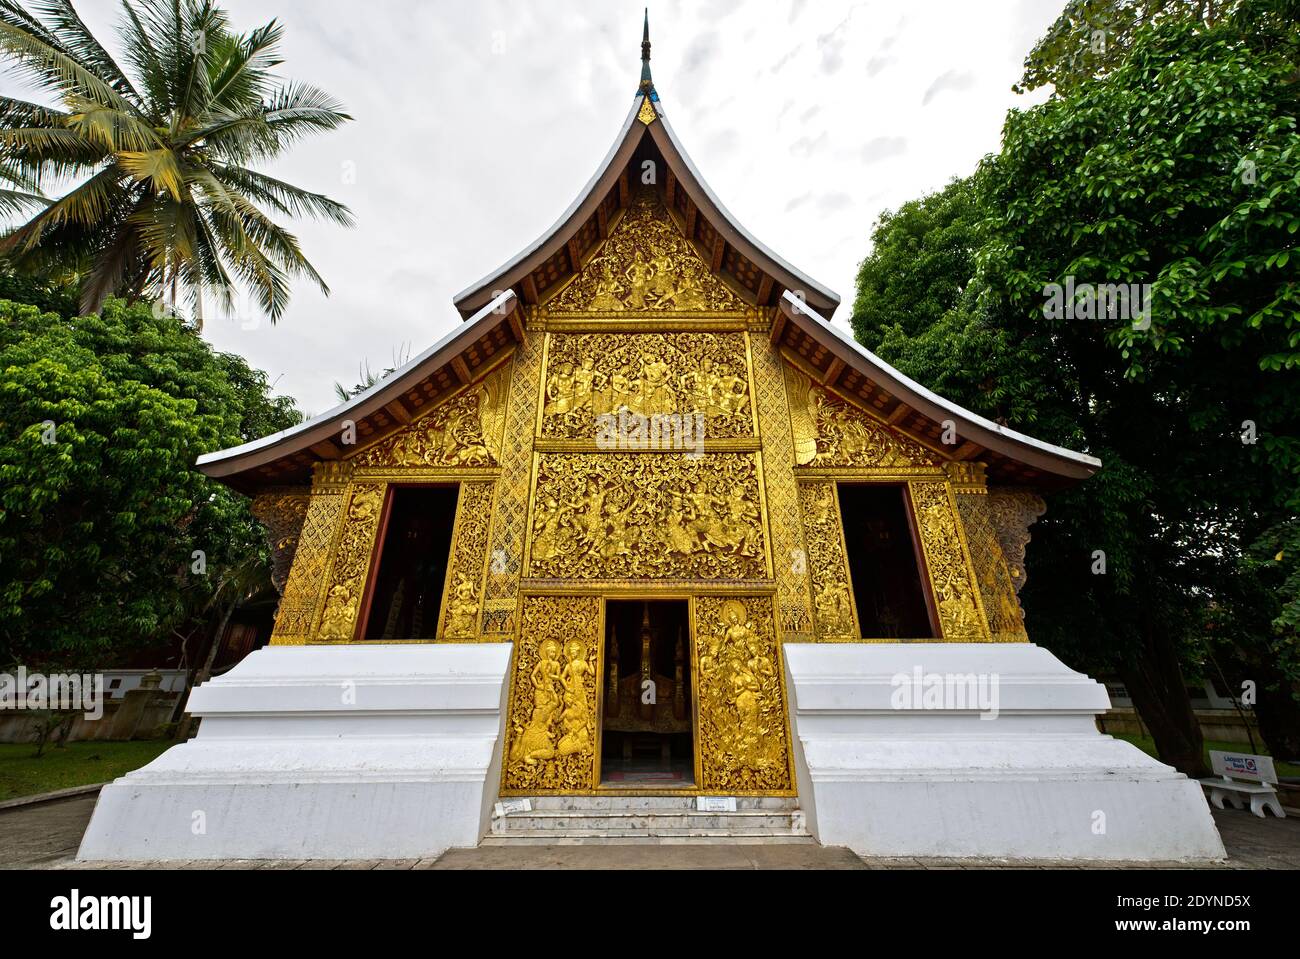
[[656, 109, 840, 312], [452, 98, 643, 306], [196, 290, 518, 469], [782, 291, 1102, 471]]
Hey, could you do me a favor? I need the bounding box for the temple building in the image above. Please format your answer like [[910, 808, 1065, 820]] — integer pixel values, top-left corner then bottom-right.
[[78, 18, 1224, 862]]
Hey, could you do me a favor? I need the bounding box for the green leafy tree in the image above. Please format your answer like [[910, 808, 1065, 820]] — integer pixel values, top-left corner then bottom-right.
[[853, 5, 1300, 772], [0, 0, 354, 324], [0, 296, 300, 671]]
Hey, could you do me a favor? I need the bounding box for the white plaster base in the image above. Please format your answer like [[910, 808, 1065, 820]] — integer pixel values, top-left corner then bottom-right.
[[77, 643, 513, 861], [784, 643, 1225, 861]]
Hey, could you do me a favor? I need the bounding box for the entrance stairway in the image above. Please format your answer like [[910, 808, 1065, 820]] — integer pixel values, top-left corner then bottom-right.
[[484, 796, 812, 845]]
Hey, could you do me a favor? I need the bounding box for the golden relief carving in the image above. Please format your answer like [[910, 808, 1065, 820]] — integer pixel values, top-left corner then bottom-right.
[[315, 483, 386, 642], [251, 490, 310, 596], [549, 189, 748, 315], [636, 95, 657, 125], [953, 488, 1028, 643], [528, 452, 767, 580], [908, 481, 990, 642], [785, 367, 941, 469], [797, 483, 858, 639], [695, 597, 793, 793], [541, 331, 753, 439], [502, 596, 602, 793], [751, 337, 814, 637], [437, 481, 496, 641], [988, 488, 1047, 601], [351, 366, 508, 469], [269, 488, 344, 645], [482, 338, 542, 636]]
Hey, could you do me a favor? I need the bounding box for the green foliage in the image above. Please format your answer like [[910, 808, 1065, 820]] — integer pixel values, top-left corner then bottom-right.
[[0, 0, 354, 323], [0, 297, 299, 670], [851, 2, 1300, 765]]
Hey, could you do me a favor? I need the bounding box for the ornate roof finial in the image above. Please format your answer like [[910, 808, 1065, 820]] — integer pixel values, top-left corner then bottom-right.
[[639, 8, 654, 95]]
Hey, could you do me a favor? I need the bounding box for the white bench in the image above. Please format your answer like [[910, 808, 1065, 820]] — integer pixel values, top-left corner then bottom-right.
[[1198, 750, 1286, 818]]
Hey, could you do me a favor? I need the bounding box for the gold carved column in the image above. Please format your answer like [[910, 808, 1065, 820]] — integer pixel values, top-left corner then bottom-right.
[[481, 331, 544, 639], [436, 480, 497, 641], [908, 478, 992, 642], [250, 489, 310, 597], [501, 595, 603, 794], [750, 332, 814, 639], [694, 596, 794, 793], [314, 478, 387, 643], [796, 482, 859, 640], [268, 463, 352, 646], [948, 463, 1030, 642]]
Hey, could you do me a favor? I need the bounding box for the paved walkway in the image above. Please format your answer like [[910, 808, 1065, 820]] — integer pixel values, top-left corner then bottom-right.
[[4, 793, 1297, 869]]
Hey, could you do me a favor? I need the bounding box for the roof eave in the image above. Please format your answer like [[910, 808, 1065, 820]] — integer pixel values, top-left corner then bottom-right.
[[197, 290, 521, 484], [777, 292, 1101, 484]]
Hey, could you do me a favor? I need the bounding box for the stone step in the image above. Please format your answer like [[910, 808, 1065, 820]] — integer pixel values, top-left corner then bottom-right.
[[506, 796, 797, 812], [495, 811, 801, 833], [481, 834, 817, 846]]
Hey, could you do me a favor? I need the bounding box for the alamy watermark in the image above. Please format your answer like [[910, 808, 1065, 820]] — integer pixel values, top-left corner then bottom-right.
[[0, 667, 103, 720], [596, 408, 706, 459], [890, 667, 1000, 719], [1043, 276, 1152, 330]]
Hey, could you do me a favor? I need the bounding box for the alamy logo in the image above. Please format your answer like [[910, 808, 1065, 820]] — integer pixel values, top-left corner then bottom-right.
[[0, 667, 103, 720], [1042, 276, 1152, 330], [50, 890, 151, 939], [890, 667, 1000, 719], [595, 408, 706, 458]]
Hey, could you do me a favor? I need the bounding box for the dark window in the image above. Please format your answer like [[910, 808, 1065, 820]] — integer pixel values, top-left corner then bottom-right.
[[361, 486, 459, 640], [837, 484, 937, 638]]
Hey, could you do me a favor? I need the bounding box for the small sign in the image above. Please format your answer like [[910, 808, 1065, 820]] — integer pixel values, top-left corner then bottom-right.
[[1209, 750, 1277, 785], [696, 796, 736, 812], [495, 798, 532, 816]]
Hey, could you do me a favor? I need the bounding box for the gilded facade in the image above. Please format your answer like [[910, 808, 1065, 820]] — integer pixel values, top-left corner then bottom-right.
[[248, 182, 1049, 797]]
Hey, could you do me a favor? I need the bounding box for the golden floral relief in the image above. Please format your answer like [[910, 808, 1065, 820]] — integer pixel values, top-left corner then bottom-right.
[[316, 484, 386, 642], [437, 481, 495, 641], [549, 189, 748, 314], [797, 482, 858, 639], [502, 596, 602, 793], [528, 452, 767, 580], [541, 332, 752, 439], [908, 481, 989, 642], [695, 597, 792, 792], [351, 367, 507, 469], [785, 366, 941, 469]]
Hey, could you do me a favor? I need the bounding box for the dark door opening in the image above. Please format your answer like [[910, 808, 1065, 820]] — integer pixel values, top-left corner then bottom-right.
[[837, 483, 938, 639], [600, 600, 694, 787], [361, 485, 459, 640]]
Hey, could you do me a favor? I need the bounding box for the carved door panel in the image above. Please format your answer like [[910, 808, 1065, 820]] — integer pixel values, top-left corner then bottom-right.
[[500, 595, 604, 794], [692, 595, 795, 794]]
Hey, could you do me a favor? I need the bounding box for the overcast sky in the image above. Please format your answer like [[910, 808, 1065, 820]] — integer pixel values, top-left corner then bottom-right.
[[3, 0, 1065, 415]]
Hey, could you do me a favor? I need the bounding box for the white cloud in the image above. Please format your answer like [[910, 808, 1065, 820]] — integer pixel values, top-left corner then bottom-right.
[[1, 0, 1063, 413]]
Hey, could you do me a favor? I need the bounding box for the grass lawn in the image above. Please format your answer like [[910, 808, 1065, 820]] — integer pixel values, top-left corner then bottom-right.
[[0, 740, 172, 801], [1111, 732, 1300, 779]]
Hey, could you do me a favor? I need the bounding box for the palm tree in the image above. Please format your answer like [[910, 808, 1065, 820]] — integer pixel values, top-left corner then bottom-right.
[[0, 0, 353, 325]]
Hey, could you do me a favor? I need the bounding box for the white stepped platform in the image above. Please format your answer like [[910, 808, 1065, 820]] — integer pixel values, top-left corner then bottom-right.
[[784, 643, 1226, 862], [77, 643, 513, 861], [485, 796, 812, 845]]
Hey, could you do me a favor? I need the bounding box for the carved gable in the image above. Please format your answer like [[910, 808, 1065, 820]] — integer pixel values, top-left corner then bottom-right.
[[783, 366, 942, 469], [548, 188, 749, 314], [349, 364, 509, 469]]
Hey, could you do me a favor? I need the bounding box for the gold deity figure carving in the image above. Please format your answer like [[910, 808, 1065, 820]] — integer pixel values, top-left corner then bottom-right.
[[442, 572, 480, 639], [528, 453, 766, 580], [557, 640, 592, 757], [706, 600, 777, 770], [510, 638, 563, 765]]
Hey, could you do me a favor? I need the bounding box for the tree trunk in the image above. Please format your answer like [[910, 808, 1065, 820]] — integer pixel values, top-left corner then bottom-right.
[[176, 603, 234, 741], [1118, 621, 1209, 778]]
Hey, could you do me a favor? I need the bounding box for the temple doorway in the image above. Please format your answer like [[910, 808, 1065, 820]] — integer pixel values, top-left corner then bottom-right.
[[599, 599, 694, 788]]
